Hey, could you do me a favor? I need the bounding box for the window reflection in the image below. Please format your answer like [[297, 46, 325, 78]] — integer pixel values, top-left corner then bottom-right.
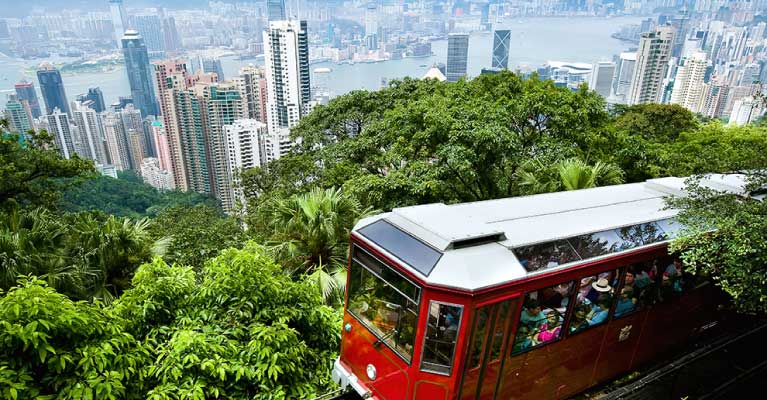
[[513, 240, 581, 272], [512, 281, 573, 354], [348, 248, 420, 363]]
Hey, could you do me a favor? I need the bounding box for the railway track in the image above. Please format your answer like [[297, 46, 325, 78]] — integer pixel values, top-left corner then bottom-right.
[[598, 320, 767, 400]]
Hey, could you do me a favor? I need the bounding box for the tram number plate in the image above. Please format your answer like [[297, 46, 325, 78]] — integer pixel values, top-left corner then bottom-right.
[[618, 325, 633, 342]]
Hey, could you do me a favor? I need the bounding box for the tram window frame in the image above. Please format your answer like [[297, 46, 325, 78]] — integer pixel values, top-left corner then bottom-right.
[[420, 301, 464, 376], [567, 269, 621, 336], [510, 280, 575, 356], [614, 260, 661, 319], [347, 245, 421, 364]]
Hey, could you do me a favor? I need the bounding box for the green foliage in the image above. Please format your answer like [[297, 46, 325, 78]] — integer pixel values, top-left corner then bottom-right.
[[0, 277, 150, 399], [252, 187, 375, 304], [60, 171, 220, 218], [0, 129, 93, 209], [669, 173, 767, 314], [0, 207, 165, 302], [518, 158, 624, 195], [242, 72, 609, 210], [149, 205, 245, 270], [612, 103, 699, 142]]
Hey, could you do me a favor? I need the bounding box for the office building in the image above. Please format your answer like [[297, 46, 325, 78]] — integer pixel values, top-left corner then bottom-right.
[[628, 26, 675, 105], [589, 61, 616, 98], [4, 95, 34, 135], [492, 30, 510, 70], [613, 52, 637, 101], [194, 57, 226, 81], [109, 0, 128, 44], [129, 15, 165, 57], [446, 33, 469, 82], [14, 81, 42, 118], [140, 158, 174, 190], [223, 119, 267, 212], [670, 52, 709, 112], [47, 109, 76, 159], [76, 88, 106, 113], [267, 0, 286, 21], [37, 63, 70, 117], [264, 20, 311, 133], [72, 101, 108, 165], [122, 30, 160, 118]]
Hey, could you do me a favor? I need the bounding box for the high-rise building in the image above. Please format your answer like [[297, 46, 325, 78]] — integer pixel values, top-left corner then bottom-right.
[[195, 57, 226, 81], [729, 96, 764, 125], [161, 16, 182, 53], [232, 65, 268, 122], [37, 62, 70, 117], [150, 120, 173, 173], [627, 26, 675, 105], [365, 3, 378, 37], [140, 158, 174, 190], [223, 119, 267, 212], [267, 0, 287, 21], [670, 52, 709, 112], [264, 20, 311, 133], [202, 84, 243, 211], [109, 0, 128, 44], [153, 60, 190, 190], [129, 15, 165, 57], [127, 129, 146, 171], [47, 109, 76, 159], [72, 101, 109, 165], [589, 61, 616, 98], [175, 82, 215, 194], [76, 88, 106, 113], [122, 30, 160, 118], [102, 112, 132, 170], [14, 81, 42, 118], [446, 33, 469, 82], [699, 80, 730, 118], [613, 52, 637, 101], [492, 30, 510, 70], [4, 94, 34, 135]]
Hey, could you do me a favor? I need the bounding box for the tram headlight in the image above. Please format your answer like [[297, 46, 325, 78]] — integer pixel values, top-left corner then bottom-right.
[[366, 364, 377, 380]]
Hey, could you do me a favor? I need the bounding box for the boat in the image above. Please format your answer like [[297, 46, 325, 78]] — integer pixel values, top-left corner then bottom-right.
[[419, 64, 427, 67]]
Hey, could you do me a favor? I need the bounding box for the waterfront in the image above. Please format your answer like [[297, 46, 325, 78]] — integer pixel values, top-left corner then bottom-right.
[[0, 16, 646, 107]]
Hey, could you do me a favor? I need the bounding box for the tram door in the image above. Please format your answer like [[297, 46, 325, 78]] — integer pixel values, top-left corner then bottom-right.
[[460, 298, 517, 400]]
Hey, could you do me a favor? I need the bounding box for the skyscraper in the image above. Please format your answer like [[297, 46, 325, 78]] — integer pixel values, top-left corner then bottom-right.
[[613, 52, 637, 102], [36, 63, 70, 117], [162, 16, 182, 53], [627, 26, 675, 105], [103, 112, 132, 170], [232, 65, 268, 122], [4, 94, 33, 135], [47, 109, 76, 159], [202, 83, 243, 211], [14, 81, 42, 118], [224, 119, 268, 211], [109, 0, 128, 44], [492, 30, 510, 70], [267, 0, 286, 21], [196, 57, 226, 81], [151, 120, 173, 173], [670, 52, 709, 112], [76, 88, 106, 113], [589, 61, 616, 99], [446, 33, 469, 82], [122, 30, 160, 118], [264, 20, 311, 133], [130, 15, 166, 57], [364, 3, 379, 50], [72, 101, 109, 165], [153, 60, 191, 190]]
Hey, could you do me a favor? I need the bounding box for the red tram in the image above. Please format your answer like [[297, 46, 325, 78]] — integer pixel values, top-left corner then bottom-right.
[[331, 175, 748, 400]]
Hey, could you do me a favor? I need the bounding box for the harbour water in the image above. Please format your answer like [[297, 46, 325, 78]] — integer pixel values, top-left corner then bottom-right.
[[0, 16, 645, 107]]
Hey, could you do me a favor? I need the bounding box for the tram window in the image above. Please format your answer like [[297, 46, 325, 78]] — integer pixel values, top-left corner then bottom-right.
[[421, 302, 463, 375], [512, 282, 574, 355], [469, 307, 490, 369], [569, 269, 620, 334], [514, 240, 581, 272], [489, 301, 511, 361], [615, 261, 659, 318], [657, 257, 691, 302], [348, 248, 420, 363]]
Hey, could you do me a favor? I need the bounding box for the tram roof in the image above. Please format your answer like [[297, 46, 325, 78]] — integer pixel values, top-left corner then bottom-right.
[[352, 174, 754, 292]]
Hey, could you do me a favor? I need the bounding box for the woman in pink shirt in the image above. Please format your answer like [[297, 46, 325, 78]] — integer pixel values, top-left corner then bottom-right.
[[536, 312, 562, 343]]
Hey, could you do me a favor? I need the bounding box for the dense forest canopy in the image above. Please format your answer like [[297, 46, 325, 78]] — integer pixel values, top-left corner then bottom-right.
[[1, 71, 767, 397]]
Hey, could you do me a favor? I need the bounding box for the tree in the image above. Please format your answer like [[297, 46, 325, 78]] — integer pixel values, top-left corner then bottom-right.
[[0, 125, 93, 209], [518, 158, 624, 195], [252, 187, 374, 304], [668, 173, 767, 314], [612, 103, 699, 142], [149, 205, 245, 270]]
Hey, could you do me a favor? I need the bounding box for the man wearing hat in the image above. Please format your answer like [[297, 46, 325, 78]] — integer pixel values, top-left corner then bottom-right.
[[586, 277, 613, 304]]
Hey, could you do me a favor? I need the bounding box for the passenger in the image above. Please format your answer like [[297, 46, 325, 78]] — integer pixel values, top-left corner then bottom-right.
[[623, 271, 636, 289], [519, 300, 546, 330], [536, 312, 562, 343], [586, 277, 613, 303], [569, 305, 591, 333], [588, 298, 611, 326], [665, 259, 683, 277], [614, 287, 637, 317], [512, 326, 533, 352]]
